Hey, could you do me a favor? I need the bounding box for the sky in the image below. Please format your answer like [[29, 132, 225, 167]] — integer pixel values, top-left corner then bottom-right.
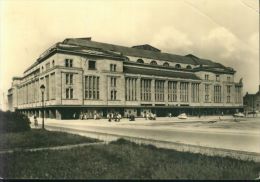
[[0, 0, 259, 110]]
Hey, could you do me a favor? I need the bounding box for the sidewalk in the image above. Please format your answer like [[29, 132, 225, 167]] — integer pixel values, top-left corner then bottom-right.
[[0, 141, 106, 155]]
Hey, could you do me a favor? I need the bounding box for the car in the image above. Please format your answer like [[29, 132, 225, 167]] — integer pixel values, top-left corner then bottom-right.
[[233, 112, 245, 117], [178, 113, 188, 119]]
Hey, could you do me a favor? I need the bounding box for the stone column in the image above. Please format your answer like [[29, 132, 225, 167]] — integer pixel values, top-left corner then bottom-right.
[[176, 81, 180, 103], [136, 77, 141, 102], [164, 80, 168, 105], [151, 79, 155, 103]]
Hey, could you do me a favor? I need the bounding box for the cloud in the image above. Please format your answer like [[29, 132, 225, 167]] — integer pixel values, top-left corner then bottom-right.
[[151, 26, 193, 54]]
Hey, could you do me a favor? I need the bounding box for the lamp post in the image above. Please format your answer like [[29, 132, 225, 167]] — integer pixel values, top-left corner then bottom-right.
[[40, 84, 45, 129]]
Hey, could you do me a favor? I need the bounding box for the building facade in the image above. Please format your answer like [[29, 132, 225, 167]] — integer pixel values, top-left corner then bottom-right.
[[8, 37, 243, 119], [243, 85, 260, 113]]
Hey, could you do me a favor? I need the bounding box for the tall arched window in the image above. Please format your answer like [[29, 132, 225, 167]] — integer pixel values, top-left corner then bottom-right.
[[175, 64, 181, 69], [163, 62, 169, 67], [137, 59, 144, 64], [150, 60, 157, 65], [186, 65, 192, 69]]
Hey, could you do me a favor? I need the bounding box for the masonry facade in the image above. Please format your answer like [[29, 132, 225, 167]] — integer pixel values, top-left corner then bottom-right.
[[8, 37, 243, 119]]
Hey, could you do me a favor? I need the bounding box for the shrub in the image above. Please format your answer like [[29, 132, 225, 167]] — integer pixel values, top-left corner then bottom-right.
[[0, 110, 31, 133]]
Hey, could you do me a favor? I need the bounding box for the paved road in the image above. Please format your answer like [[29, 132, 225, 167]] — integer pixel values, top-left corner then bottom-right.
[[40, 117, 260, 154]]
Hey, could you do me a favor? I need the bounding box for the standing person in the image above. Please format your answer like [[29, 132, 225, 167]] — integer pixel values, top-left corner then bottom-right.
[[34, 115, 38, 128], [117, 113, 121, 122], [108, 113, 112, 122]]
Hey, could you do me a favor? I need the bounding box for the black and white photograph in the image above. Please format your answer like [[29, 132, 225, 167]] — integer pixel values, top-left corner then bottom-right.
[[0, 0, 259, 180]]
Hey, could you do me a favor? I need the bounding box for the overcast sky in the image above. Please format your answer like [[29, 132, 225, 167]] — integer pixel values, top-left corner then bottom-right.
[[0, 0, 259, 109]]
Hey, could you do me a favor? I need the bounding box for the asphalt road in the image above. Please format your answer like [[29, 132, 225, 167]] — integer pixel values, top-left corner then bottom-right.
[[42, 118, 260, 153]]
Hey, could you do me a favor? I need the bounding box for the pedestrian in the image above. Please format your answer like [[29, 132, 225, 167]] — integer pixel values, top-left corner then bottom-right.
[[169, 113, 172, 118], [108, 113, 112, 122], [34, 115, 38, 128], [117, 113, 121, 122]]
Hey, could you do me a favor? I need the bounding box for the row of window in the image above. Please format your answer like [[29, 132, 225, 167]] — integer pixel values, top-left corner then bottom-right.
[[136, 59, 192, 69], [205, 74, 232, 82]]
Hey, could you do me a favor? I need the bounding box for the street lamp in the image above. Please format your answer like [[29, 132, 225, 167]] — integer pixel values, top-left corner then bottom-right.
[[40, 84, 45, 129]]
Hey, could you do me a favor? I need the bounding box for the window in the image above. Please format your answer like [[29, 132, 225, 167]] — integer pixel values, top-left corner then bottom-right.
[[42, 66, 44, 72], [88, 60, 96, 70], [111, 90, 117, 100], [186, 65, 192, 69], [180, 82, 189, 102], [110, 77, 117, 87], [85, 76, 100, 100], [50, 73, 55, 100], [205, 74, 209, 80], [227, 85, 231, 103], [137, 59, 144, 63], [141, 79, 151, 101], [155, 80, 164, 102], [175, 64, 181, 69], [110, 64, 116, 72], [214, 85, 221, 103], [227, 76, 231, 82], [65, 59, 73, 67], [125, 77, 137, 101], [52, 60, 55, 67], [216, 75, 220, 81], [163, 62, 169, 67], [65, 74, 73, 85], [150, 60, 157, 65], [66, 88, 73, 99], [191, 83, 199, 102], [205, 84, 210, 102], [168, 81, 177, 102]]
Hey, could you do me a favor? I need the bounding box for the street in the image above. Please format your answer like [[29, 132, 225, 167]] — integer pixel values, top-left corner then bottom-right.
[[33, 116, 260, 154]]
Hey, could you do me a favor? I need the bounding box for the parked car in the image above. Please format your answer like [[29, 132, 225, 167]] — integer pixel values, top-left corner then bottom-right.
[[177, 113, 188, 119], [233, 112, 245, 118]]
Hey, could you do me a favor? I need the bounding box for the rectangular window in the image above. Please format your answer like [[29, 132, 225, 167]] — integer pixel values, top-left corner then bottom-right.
[[141, 79, 151, 101], [84, 76, 100, 100], [155, 80, 164, 102], [65, 59, 73, 67], [125, 77, 137, 101], [65, 88, 73, 99], [50, 73, 55, 100], [88, 60, 96, 70], [110, 90, 117, 100], [214, 85, 221, 103], [227, 76, 231, 82], [180, 82, 189, 102], [110, 64, 117, 72], [65, 73, 73, 85], [45, 75, 49, 101], [110, 77, 117, 87], [168, 81, 177, 102], [205, 84, 210, 102], [191, 83, 200, 103], [205, 74, 209, 80]]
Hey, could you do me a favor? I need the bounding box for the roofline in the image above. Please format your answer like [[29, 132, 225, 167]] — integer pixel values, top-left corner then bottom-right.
[[24, 46, 126, 74]]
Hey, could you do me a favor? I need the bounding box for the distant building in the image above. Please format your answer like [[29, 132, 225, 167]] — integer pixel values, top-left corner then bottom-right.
[[8, 37, 243, 119], [243, 85, 260, 113]]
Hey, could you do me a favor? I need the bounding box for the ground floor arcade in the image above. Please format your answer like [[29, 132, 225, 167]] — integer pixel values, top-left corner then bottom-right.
[[18, 106, 244, 120]]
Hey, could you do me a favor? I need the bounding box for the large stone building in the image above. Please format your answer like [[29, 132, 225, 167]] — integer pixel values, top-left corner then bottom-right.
[[243, 85, 260, 113], [7, 37, 243, 119]]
